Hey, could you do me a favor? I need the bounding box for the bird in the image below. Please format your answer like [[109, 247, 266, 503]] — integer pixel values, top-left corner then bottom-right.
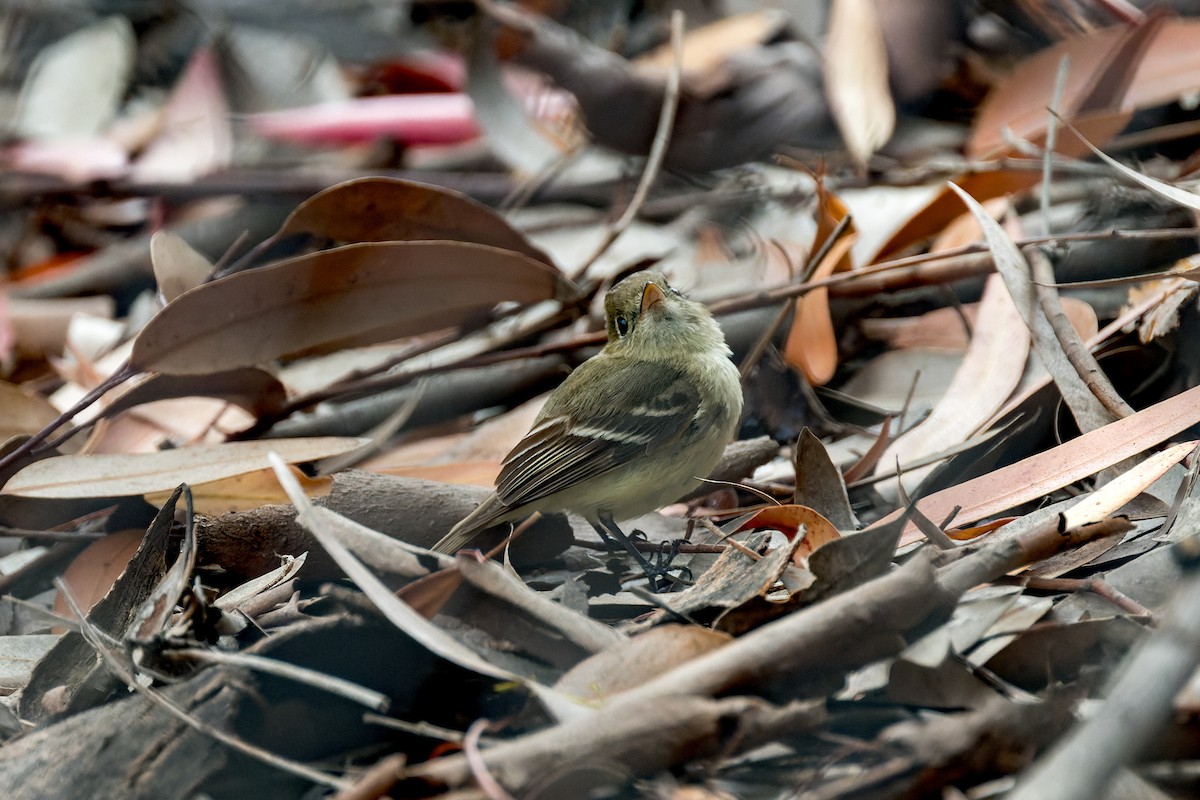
[[431, 270, 743, 583]]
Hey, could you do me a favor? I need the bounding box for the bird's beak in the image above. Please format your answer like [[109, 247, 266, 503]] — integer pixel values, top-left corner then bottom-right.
[[641, 282, 667, 315]]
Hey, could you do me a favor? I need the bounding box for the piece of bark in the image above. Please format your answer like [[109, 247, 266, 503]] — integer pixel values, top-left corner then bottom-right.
[[0, 664, 248, 800], [19, 491, 189, 724]]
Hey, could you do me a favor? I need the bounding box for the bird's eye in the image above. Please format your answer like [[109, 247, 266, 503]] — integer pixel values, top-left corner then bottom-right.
[[669, 286, 682, 297], [616, 316, 630, 337]]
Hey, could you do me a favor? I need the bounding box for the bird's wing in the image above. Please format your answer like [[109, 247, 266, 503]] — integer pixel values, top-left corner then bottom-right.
[[494, 359, 701, 510]]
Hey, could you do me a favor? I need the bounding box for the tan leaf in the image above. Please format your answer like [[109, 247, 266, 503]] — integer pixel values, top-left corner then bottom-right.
[[635, 10, 787, 97], [0, 381, 62, 442], [132, 47, 231, 182], [875, 274, 1029, 478], [143, 464, 332, 514], [275, 177, 553, 266], [824, 0, 895, 165], [5, 296, 116, 360], [2, 437, 367, 498], [150, 231, 213, 303], [130, 241, 571, 375], [51, 529, 143, 619]]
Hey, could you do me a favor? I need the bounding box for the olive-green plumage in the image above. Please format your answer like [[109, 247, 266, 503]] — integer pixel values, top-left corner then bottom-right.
[[432, 270, 743, 554]]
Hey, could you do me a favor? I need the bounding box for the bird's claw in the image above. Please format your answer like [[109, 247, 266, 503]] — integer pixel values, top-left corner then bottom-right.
[[644, 538, 693, 592]]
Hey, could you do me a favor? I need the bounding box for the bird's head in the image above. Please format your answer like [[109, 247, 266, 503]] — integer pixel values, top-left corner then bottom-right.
[[603, 271, 729, 359]]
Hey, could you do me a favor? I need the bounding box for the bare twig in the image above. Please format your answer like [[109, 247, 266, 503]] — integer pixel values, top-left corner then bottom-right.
[[1011, 575, 1155, 622], [1030, 249, 1135, 418], [362, 713, 466, 743], [171, 648, 392, 711], [1037, 56, 1071, 239], [571, 10, 685, 280], [0, 362, 135, 476], [1027, 65, 1134, 420]]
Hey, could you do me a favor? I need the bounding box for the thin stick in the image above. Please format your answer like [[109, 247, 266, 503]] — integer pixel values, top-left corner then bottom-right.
[[1030, 59, 1133, 419], [1038, 56, 1070, 239], [572, 10, 685, 280], [1031, 251, 1134, 417], [171, 648, 392, 711], [0, 526, 105, 541], [0, 362, 135, 475], [1009, 575, 1155, 622]]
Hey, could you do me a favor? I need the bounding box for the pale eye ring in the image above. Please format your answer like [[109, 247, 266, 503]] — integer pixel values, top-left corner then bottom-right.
[[616, 316, 630, 336]]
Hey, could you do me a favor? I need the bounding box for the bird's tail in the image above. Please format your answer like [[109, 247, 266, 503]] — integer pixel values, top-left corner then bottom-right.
[[430, 495, 508, 554]]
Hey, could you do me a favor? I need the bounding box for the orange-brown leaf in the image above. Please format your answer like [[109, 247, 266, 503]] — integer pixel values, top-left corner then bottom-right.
[[736, 504, 842, 566]]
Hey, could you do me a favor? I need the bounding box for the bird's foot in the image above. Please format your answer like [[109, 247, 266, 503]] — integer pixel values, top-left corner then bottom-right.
[[632, 531, 692, 592], [653, 537, 694, 590], [591, 518, 689, 593]]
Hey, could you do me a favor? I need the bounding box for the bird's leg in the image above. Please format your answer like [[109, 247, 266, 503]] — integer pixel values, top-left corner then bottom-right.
[[591, 515, 653, 568], [592, 514, 680, 592]]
